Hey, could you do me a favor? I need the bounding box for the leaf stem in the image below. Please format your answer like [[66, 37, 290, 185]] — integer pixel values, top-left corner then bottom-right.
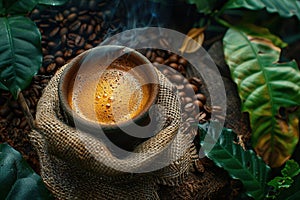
[[17, 92, 35, 129]]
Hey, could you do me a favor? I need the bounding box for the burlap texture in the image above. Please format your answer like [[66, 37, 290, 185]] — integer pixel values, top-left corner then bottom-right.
[[29, 64, 197, 199]]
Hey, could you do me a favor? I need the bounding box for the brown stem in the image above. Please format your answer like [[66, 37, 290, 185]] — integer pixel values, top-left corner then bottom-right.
[[18, 91, 35, 129]]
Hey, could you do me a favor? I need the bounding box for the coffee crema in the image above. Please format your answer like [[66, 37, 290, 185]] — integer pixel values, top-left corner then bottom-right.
[[69, 58, 150, 125]]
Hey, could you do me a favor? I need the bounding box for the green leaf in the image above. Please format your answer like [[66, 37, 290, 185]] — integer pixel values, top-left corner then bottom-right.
[[223, 0, 300, 20], [0, 0, 38, 15], [199, 122, 271, 200], [223, 28, 300, 168], [0, 16, 42, 98], [37, 0, 68, 6], [0, 143, 53, 199], [281, 160, 300, 178]]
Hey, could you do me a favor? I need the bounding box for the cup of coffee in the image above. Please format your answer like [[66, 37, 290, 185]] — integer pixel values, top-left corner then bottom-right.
[[58, 45, 160, 151]]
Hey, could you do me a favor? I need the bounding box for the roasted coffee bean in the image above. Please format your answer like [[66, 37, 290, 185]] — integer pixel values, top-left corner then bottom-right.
[[55, 51, 63, 57], [88, 33, 97, 41], [19, 118, 27, 129], [184, 97, 193, 104], [39, 23, 50, 28], [55, 12, 64, 21], [79, 10, 89, 16], [196, 93, 206, 104], [178, 58, 188, 67], [178, 91, 185, 97], [146, 50, 152, 59], [42, 48, 48, 55], [67, 39, 75, 48], [154, 57, 164, 64], [84, 43, 93, 50], [61, 34, 67, 44], [176, 84, 184, 90], [67, 13, 77, 22], [49, 27, 60, 38], [170, 74, 184, 83], [95, 24, 101, 33], [70, 7, 78, 13], [169, 63, 178, 70], [189, 77, 202, 87], [76, 37, 85, 47], [25, 98, 31, 108], [169, 54, 178, 62], [184, 102, 196, 113], [39, 66, 46, 74], [70, 20, 81, 32], [48, 41, 58, 49], [204, 105, 212, 113], [185, 83, 198, 93], [60, 27, 68, 36], [79, 23, 88, 34], [32, 87, 40, 97], [197, 112, 207, 122], [194, 100, 203, 109], [76, 49, 85, 55], [67, 33, 77, 40], [64, 49, 73, 57], [87, 24, 94, 35], [46, 63, 57, 73], [55, 57, 65, 66]]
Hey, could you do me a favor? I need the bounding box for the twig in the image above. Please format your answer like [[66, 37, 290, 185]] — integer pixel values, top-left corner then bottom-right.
[[18, 91, 35, 129]]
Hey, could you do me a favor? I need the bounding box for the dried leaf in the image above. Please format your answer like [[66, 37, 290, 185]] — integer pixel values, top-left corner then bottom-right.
[[179, 27, 205, 54]]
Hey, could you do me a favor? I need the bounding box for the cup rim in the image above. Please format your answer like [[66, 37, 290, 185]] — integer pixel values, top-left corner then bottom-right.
[[58, 45, 160, 133]]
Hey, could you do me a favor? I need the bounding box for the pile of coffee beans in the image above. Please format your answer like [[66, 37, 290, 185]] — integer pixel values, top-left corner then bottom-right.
[[144, 49, 211, 124]]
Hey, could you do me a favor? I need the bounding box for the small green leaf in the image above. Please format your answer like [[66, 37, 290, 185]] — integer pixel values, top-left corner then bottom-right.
[[281, 160, 300, 178], [223, 28, 300, 168], [0, 143, 53, 199], [223, 0, 300, 20], [268, 176, 294, 190], [37, 0, 68, 6], [199, 122, 270, 200], [0, 16, 42, 98]]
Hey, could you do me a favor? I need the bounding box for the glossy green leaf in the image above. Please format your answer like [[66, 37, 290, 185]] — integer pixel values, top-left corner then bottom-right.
[[0, 16, 42, 98], [37, 0, 68, 6], [0, 0, 38, 15], [0, 143, 53, 199], [199, 122, 270, 200], [281, 160, 300, 178], [223, 28, 300, 168], [223, 0, 300, 20]]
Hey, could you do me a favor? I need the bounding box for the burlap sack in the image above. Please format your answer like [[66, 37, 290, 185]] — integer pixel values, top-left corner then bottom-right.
[[29, 64, 197, 199]]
